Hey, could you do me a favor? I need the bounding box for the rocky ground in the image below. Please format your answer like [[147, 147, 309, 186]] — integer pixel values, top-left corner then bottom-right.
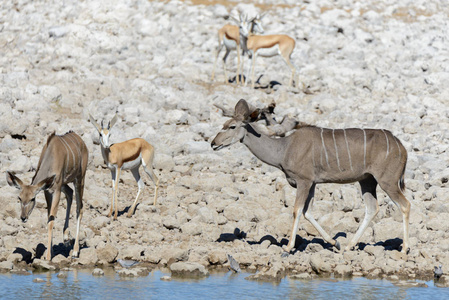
[[0, 0, 449, 285]]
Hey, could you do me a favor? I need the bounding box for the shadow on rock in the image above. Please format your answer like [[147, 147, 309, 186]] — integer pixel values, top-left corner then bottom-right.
[[13, 247, 33, 264], [374, 238, 404, 251], [216, 228, 246, 242]]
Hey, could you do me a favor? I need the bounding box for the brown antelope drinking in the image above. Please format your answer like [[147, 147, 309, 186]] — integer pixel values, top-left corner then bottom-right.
[[211, 100, 411, 255], [211, 14, 265, 85], [238, 15, 298, 88], [89, 114, 159, 220], [6, 131, 88, 260]]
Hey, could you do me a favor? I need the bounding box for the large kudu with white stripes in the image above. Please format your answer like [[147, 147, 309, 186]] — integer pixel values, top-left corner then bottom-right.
[[211, 100, 411, 254], [6, 131, 88, 260]]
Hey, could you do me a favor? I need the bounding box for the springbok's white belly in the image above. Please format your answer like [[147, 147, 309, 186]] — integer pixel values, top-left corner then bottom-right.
[[121, 155, 142, 170], [223, 36, 237, 50], [256, 44, 280, 57]]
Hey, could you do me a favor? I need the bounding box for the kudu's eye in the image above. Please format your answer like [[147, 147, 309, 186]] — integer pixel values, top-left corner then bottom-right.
[[229, 125, 237, 129]]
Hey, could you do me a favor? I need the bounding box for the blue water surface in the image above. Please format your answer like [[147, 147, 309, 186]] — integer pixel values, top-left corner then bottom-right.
[[0, 269, 448, 300]]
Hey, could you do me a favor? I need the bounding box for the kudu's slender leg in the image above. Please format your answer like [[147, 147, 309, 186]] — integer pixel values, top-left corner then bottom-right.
[[46, 186, 62, 260], [44, 190, 53, 219], [128, 168, 144, 217], [283, 180, 314, 254], [345, 176, 379, 252], [378, 182, 411, 254], [72, 178, 84, 258], [302, 184, 340, 250], [61, 184, 73, 244]]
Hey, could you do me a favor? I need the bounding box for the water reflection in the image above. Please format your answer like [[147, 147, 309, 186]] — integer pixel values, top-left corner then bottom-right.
[[0, 269, 445, 300]]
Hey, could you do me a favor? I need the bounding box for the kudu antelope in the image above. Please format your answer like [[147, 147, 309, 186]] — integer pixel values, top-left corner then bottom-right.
[[89, 114, 159, 220], [238, 15, 298, 88], [211, 100, 411, 254], [6, 131, 88, 260], [211, 14, 265, 85]]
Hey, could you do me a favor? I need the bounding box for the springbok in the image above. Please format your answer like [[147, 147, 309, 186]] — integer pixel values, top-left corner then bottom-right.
[[211, 14, 264, 85], [6, 131, 88, 260], [89, 114, 159, 220], [238, 15, 297, 88], [211, 99, 411, 255]]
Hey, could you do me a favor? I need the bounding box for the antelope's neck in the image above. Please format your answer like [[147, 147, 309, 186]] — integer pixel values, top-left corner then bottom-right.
[[101, 144, 112, 166], [242, 124, 288, 168]]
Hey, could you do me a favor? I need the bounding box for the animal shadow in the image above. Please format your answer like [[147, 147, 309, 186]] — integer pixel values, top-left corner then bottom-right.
[[34, 240, 88, 260], [13, 247, 33, 264], [217, 228, 247, 242]]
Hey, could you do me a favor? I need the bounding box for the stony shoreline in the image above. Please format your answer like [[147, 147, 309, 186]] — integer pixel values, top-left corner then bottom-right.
[[0, 0, 448, 286]]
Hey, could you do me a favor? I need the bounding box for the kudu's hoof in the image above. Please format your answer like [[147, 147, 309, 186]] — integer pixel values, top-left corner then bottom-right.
[[334, 240, 341, 251]]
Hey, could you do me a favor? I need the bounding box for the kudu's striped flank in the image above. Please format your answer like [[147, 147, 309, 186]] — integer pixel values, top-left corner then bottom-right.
[[211, 100, 411, 255], [7, 131, 88, 260]]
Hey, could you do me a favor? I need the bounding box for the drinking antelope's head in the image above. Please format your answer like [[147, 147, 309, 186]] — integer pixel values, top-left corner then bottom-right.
[[6, 171, 55, 222], [89, 114, 118, 149], [211, 99, 259, 151]]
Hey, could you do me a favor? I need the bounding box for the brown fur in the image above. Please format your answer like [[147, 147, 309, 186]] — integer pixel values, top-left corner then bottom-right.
[[7, 131, 88, 261]]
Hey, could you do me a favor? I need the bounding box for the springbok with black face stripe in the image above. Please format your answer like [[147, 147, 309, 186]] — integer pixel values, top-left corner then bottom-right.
[[6, 131, 88, 260], [211, 13, 265, 85], [89, 114, 159, 220], [211, 100, 411, 255]]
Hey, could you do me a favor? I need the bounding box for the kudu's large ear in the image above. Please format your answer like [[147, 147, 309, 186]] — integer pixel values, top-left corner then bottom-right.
[[36, 175, 56, 192], [234, 99, 250, 121], [6, 171, 23, 190], [89, 114, 102, 133], [108, 114, 118, 129]]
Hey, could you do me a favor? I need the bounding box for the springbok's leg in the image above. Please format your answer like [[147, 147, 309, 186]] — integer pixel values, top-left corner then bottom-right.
[[72, 178, 84, 258], [143, 164, 160, 206], [236, 44, 241, 84], [61, 184, 73, 244], [282, 180, 314, 254], [108, 168, 116, 218], [222, 48, 231, 84], [211, 42, 223, 82], [345, 176, 379, 251], [241, 48, 246, 84], [128, 168, 143, 217], [379, 182, 411, 254], [46, 187, 62, 261], [113, 167, 122, 220], [283, 56, 296, 88], [302, 184, 340, 250], [250, 52, 258, 89]]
